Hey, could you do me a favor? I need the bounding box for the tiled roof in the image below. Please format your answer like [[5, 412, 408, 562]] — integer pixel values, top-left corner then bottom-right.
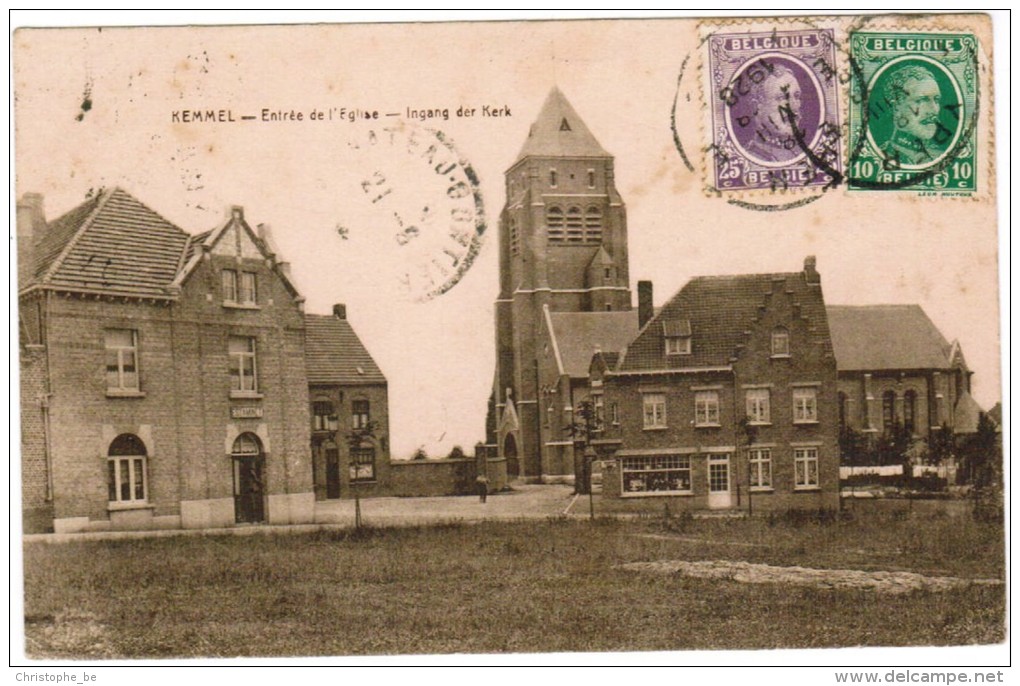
[[31, 188, 190, 297], [548, 309, 639, 378], [514, 87, 610, 164], [32, 193, 104, 281], [304, 314, 386, 386], [618, 270, 831, 371], [182, 229, 214, 265], [826, 305, 952, 371]]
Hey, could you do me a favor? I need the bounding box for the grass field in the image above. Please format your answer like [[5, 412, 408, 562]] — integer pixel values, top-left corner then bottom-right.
[[23, 510, 1004, 658]]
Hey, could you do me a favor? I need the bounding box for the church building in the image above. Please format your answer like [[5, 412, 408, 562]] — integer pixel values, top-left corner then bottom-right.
[[490, 87, 638, 483]]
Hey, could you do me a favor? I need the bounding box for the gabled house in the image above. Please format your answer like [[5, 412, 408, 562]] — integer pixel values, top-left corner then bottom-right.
[[592, 257, 840, 511], [18, 188, 387, 533], [305, 306, 390, 500]]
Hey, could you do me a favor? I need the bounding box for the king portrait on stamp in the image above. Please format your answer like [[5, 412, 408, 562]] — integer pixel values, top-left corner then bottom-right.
[[878, 63, 947, 166]]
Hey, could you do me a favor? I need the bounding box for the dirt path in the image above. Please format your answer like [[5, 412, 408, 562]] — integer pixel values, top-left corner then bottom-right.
[[620, 559, 1003, 594]]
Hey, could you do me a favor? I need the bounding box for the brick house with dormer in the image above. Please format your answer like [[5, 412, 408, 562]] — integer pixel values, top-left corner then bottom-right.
[[592, 257, 840, 511]]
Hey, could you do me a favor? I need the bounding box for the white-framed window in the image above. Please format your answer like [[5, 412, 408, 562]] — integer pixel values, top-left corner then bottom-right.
[[622, 455, 692, 494], [771, 327, 790, 357], [223, 269, 257, 305], [105, 329, 139, 391], [745, 388, 771, 424], [222, 269, 238, 303], [229, 336, 258, 393], [312, 400, 339, 432], [107, 433, 147, 504], [793, 387, 818, 423], [610, 402, 620, 426], [352, 399, 371, 430], [240, 272, 257, 305], [748, 448, 772, 490], [642, 393, 667, 429], [694, 390, 720, 426], [350, 447, 376, 482], [665, 336, 692, 356], [794, 447, 820, 489]]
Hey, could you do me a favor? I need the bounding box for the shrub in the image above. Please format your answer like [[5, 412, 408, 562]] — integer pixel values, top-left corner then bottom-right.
[[447, 445, 466, 460], [411, 448, 428, 460]]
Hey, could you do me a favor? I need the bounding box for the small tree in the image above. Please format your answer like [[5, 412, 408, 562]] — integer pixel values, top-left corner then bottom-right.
[[959, 413, 999, 487], [447, 445, 466, 460], [565, 399, 602, 496], [927, 422, 955, 467], [347, 420, 380, 530], [411, 447, 428, 461]]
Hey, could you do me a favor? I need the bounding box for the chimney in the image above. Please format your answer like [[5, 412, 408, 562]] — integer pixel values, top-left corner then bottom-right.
[[17, 193, 45, 287], [804, 255, 820, 285], [257, 223, 279, 257], [638, 280, 653, 328], [333, 303, 347, 320]]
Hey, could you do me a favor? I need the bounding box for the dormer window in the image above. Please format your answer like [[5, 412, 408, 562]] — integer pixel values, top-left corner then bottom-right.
[[663, 320, 692, 356], [771, 327, 790, 357]]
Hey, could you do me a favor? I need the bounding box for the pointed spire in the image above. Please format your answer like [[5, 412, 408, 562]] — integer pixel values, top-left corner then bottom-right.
[[514, 86, 610, 163]]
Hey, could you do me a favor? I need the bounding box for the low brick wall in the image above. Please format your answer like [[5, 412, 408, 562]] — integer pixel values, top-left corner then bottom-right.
[[385, 458, 477, 497]]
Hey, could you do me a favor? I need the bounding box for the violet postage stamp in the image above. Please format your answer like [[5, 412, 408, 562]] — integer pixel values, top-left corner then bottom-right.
[[706, 28, 842, 193]]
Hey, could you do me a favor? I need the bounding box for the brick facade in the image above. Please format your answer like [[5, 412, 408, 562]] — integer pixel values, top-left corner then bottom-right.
[[594, 259, 840, 512], [491, 88, 633, 482], [18, 190, 385, 533]]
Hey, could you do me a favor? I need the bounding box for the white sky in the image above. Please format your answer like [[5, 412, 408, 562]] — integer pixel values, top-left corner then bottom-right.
[[13, 15, 1004, 458]]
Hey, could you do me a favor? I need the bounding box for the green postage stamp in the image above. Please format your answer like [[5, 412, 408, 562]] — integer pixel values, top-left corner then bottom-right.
[[848, 32, 979, 193]]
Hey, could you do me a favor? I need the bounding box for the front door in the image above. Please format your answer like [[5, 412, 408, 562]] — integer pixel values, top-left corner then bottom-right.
[[707, 454, 732, 509], [234, 457, 265, 523]]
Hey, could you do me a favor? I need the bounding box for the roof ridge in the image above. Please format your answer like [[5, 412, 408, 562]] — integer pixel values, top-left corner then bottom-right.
[[38, 189, 117, 285]]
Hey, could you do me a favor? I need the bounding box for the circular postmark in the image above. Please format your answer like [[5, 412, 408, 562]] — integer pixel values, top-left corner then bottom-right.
[[335, 121, 485, 302]]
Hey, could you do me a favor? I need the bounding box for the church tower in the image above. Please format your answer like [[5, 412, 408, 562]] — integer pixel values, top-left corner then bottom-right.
[[492, 87, 632, 481]]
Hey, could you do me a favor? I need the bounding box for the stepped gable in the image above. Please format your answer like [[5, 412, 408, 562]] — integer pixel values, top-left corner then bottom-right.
[[618, 268, 831, 372], [514, 86, 611, 164], [304, 314, 386, 386]]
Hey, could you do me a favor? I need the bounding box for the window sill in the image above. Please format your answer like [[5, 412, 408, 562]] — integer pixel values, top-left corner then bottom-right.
[[621, 490, 693, 498], [695, 423, 722, 429], [750, 487, 774, 493], [107, 501, 153, 512], [793, 420, 819, 425], [350, 480, 377, 485], [794, 486, 821, 492], [770, 354, 792, 360], [230, 391, 264, 400], [106, 389, 146, 399], [748, 421, 772, 427], [223, 302, 261, 310], [642, 426, 668, 431]]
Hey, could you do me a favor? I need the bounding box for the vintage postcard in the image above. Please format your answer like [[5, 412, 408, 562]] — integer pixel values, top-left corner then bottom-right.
[[12, 12, 1005, 669]]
